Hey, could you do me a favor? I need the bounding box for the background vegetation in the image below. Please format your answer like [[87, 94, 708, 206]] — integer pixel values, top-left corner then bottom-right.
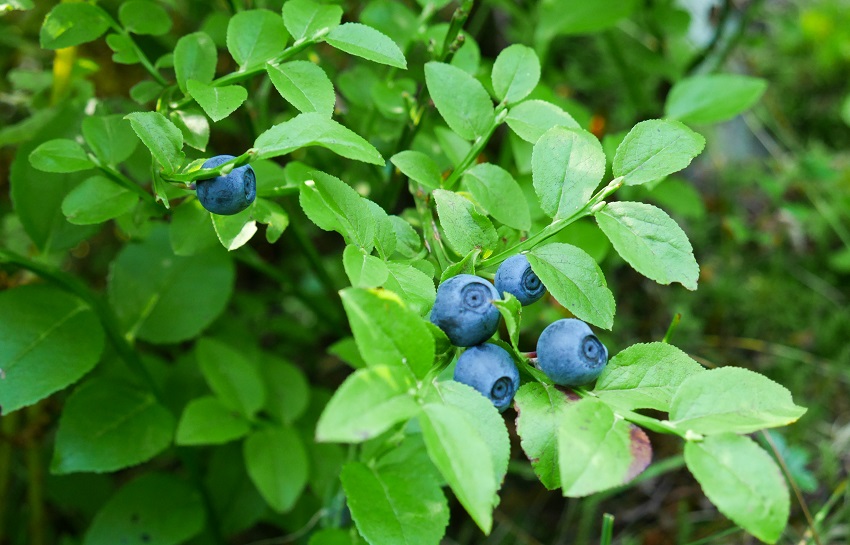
[[0, 0, 848, 544]]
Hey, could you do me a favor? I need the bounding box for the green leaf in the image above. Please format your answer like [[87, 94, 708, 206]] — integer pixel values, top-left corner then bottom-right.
[[440, 248, 478, 282], [427, 381, 511, 488], [595, 201, 699, 290], [196, 338, 266, 419], [532, 126, 606, 219], [382, 262, 436, 316], [0, 285, 104, 414], [282, 0, 343, 40], [613, 119, 705, 187], [169, 199, 218, 256], [244, 426, 309, 512], [83, 473, 205, 545], [365, 200, 397, 259], [61, 175, 138, 225], [463, 163, 531, 231], [339, 288, 435, 379], [119, 0, 172, 36], [594, 342, 705, 412], [493, 293, 522, 349], [669, 367, 807, 435], [175, 396, 251, 446], [326, 22, 407, 69], [514, 382, 573, 489], [536, 0, 637, 42], [390, 150, 442, 190], [255, 112, 384, 165], [29, 139, 93, 173], [106, 33, 140, 64], [260, 356, 310, 425], [506, 100, 579, 143], [420, 403, 497, 534], [82, 115, 139, 165], [558, 397, 651, 497], [424, 62, 495, 140], [665, 74, 768, 125], [187, 80, 247, 122], [226, 10, 288, 68], [52, 378, 175, 474], [527, 243, 615, 329], [342, 453, 449, 545], [10, 104, 97, 253], [685, 434, 789, 544], [316, 365, 419, 443], [108, 226, 235, 343], [124, 112, 185, 174], [211, 206, 257, 250], [343, 244, 389, 288], [174, 31, 217, 94], [268, 60, 335, 117], [252, 197, 289, 243], [390, 216, 422, 258], [433, 189, 498, 255], [299, 170, 375, 250], [40, 3, 109, 49], [169, 108, 209, 152], [491, 44, 540, 104]]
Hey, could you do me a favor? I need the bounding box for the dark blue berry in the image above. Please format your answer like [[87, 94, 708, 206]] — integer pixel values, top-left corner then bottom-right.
[[196, 154, 256, 215], [536, 318, 608, 386], [494, 254, 546, 305], [430, 274, 501, 347], [453, 343, 520, 412]]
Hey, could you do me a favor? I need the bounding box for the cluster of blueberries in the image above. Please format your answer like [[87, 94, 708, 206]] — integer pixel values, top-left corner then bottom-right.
[[193, 155, 608, 413], [431, 255, 609, 412]]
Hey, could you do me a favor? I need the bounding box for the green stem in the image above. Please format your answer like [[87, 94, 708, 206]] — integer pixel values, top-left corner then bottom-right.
[[89, 155, 157, 204], [170, 35, 322, 111], [380, 0, 476, 210], [25, 404, 46, 545], [599, 514, 614, 545], [479, 178, 623, 269], [684, 0, 732, 74], [443, 107, 506, 191], [92, 5, 168, 86], [662, 313, 682, 343], [0, 411, 19, 543], [760, 430, 823, 545], [161, 149, 256, 183]]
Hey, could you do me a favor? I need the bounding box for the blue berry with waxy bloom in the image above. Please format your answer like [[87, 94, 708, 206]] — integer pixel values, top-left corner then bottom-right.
[[196, 154, 256, 215], [495, 254, 546, 305], [430, 274, 501, 347], [453, 343, 520, 412], [536, 318, 608, 386]]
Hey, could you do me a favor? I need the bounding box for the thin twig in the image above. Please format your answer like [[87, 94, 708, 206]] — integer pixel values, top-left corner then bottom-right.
[[760, 430, 823, 545]]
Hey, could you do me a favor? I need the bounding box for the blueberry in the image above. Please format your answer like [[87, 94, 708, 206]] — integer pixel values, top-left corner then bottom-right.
[[196, 154, 256, 215], [453, 343, 520, 412], [494, 254, 546, 305], [430, 274, 501, 347], [536, 318, 608, 386]]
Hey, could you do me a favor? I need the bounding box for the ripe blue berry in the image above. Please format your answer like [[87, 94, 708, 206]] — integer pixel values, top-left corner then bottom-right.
[[453, 343, 520, 412], [430, 274, 501, 347], [196, 154, 256, 215], [495, 254, 546, 305], [536, 318, 608, 386]]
